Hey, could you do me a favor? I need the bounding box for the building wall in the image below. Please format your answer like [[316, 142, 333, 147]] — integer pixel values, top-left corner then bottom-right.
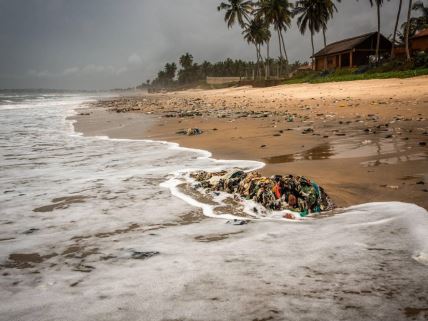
[[206, 77, 241, 85], [315, 52, 352, 71], [393, 37, 427, 58], [412, 37, 428, 51]]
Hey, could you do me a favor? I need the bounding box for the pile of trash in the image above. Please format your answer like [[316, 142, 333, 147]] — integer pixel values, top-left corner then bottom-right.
[[190, 169, 335, 217]]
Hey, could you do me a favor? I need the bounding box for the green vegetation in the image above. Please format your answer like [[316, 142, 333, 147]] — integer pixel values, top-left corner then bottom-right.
[[285, 67, 428, 85]]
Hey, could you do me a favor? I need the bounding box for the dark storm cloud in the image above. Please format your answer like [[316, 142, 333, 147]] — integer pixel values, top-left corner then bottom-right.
[[0, 0, 415, 90]]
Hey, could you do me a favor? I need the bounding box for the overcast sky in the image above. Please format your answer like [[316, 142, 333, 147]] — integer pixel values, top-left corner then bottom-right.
[[0, 0, 419, 90]]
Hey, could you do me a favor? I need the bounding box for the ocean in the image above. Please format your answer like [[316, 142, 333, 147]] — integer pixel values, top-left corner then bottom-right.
[[0, 92, 427, 321]]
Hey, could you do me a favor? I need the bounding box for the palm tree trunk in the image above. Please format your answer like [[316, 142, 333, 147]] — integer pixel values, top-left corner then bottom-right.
[[391, 0, 403, 58], [257, 45, 265, 79], [254, 44, 260, 79], [266, 41, 270, 80], [258, 45, 265, 62], [280, 31, 288, 62], [323, 28, 327, 48], [279, 31, 289, 75], [277, 29, 283, 60], [255, 44, 260, 78], [376, 4, 381, 62], [277, 29, 283, 76], [405, 0, 413, 61], [311, 31, 315, 58]]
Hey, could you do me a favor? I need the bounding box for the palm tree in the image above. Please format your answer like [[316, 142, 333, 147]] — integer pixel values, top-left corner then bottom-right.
[[391, 0, 403, 58], [414, 0, 427, 12], [405, 0, 414, 60], [254, 0, 293, 64], [179, 53, 193, 70], [242, 18, 271, 79], [320, 0, 341, 48], [406, 1, 428, 33], [400, 1, 428, 44], [294, 0, 324, 59], [365, 0, 390, 62], [217, 0, 254, 28]]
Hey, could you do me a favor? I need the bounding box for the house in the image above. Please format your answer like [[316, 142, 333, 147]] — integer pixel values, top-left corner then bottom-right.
[[288, 63, 312, 77], [312, 32, 392, 71], [296, 63, 313, 72], [411, 28, 428, 52], [393, 28, 428, 58]]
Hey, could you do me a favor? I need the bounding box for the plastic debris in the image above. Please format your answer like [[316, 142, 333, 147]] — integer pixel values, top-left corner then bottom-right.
[[226, 219, 248, 225], [131, 251, 160, 260], [176, 128, 203, 136], [191, 169, 335, 216]]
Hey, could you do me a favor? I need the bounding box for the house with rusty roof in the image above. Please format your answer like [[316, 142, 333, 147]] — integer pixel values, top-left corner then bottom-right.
[[312, 32, 392, 71], [411, 28, 428, 52], [393, 28, 428, 58]]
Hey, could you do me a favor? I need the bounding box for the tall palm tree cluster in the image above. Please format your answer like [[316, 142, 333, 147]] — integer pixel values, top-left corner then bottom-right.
[[218, 0, 341, 78], [218, 0, 425, 78]]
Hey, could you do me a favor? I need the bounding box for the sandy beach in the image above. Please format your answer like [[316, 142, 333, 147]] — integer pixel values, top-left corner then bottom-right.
[[4, 1, 428, 319], [75, 76, 428, 210]]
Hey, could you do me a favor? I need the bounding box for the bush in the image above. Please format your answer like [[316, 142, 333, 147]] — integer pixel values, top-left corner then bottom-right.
[[367, 59, 414, 73], [333, 68, 358, 76], [414, 52, 428, 68]]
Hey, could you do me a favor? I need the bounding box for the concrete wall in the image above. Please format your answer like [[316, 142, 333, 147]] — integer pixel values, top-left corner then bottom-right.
[[206, 77, 241, 85]]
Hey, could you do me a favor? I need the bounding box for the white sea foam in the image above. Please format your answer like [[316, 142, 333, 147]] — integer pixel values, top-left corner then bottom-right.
[[0, 93, 427, 321]]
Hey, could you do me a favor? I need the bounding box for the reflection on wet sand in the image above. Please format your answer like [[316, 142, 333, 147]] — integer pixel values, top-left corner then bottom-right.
[[264, 143, 334, 164], [33, 195, 88, 213], [263, 138, 423, 165], [194, 231, 244, 242], [4, 253, 44, 269], [361, 153, 428, 167]]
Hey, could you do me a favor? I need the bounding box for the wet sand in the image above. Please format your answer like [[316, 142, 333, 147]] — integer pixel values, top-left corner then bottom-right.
[[74, 76, 428, 209]]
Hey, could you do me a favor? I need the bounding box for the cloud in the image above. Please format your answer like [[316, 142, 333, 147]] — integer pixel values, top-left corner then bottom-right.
[[115, 66, 128, 75], [28, 69, 54, 78], [128, 53, 142, 66], [63, 67, 79, 76], [29, 63, 130, 81], [82, 64, 106, 74], [81, 64, 130, 75]]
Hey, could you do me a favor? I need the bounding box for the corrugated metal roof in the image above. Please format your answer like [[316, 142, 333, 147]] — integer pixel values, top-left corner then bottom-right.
[[312, 32, 377, 58]]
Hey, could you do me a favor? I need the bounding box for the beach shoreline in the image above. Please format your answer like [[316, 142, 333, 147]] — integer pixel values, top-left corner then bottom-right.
[[73, 76, 428, 209], [2, 82, 428, 321]]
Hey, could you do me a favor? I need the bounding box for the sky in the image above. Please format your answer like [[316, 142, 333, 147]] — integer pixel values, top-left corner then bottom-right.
[[0, 0, 417, 90]]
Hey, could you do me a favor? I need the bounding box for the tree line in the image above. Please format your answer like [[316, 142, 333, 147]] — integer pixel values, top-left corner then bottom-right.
[[148, 53, 306, 88], [143, 0, 427, 88]]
